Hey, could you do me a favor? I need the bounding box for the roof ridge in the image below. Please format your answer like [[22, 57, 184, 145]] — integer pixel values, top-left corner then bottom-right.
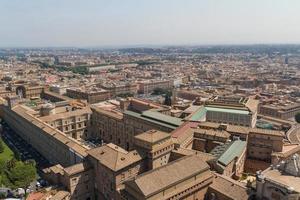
[[134, 154, 195, 179], [114, 150, 122, 170]]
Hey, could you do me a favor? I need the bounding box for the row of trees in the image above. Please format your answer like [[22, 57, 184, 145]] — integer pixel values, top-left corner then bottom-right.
[[0, 159, 37, 189], [117, 93, 134, 98], [0, 139, 4, 153], [295, 113, 300, 123], [0, 138, 37, 189], [151, 88, 173, 106]]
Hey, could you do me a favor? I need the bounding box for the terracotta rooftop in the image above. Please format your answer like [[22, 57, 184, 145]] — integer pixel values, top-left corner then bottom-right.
[[39, 106, 92, 122], [64, 162, 90, 176], [50, 191, 70, 200], [171, 148, 216, 162], [209, 173, 249, 200], [26, 192, 45, 200], [198, 121, 222, 129], [125, 154, 210, 197], [87, 143, 143, 171], [171, 121, 200, 138], [134, 129, 170, 144], [194, 128, 231, 139], [42, 164, 64, 175], [12, 105, 89, 158], [90, 104, 124, 120], [226, 124, 249, 135], [249, 128, 284, 137]]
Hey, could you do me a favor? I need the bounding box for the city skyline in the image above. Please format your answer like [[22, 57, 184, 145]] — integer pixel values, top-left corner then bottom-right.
[[1, 0, 300, 47]]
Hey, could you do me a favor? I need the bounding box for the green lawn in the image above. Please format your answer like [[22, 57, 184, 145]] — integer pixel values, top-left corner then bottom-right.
[[0, 140, 14, 163]]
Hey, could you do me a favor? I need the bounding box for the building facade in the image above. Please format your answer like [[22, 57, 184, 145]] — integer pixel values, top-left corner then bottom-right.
[[137, 80, 173, 94], [66, 88, 111, 104], [38, 101, 92, 140]]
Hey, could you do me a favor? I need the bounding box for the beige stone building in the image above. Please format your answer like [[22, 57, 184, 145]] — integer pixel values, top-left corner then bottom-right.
[[137, 79, 173, 94], [209, 96, 258, 127], [0, 104, 89, 167], [259, 103, 300, 120], [42, 89, 73, 102], [89, 98, 182, 150], [87, 143, 145, 200], [191, 96, 259, 127], [247, 128, 284, 162], [171, 121, 285, 174], [122, 154, 213, 200], [256, 154, 300, 200], [43, 162, 94, 200], [134, 129, 174, 170], [0, 84, 44, 99], [89, 104, 125, 148], [38, 101, 92, 140], [40, 126, 252, 200], [192, 128, 231, 153], [100, 82, 138, 97], [66, 87, 111, 104], [15, 84, 44, 99], [210, 139, 247, 178], [206, 173, 251, 200]]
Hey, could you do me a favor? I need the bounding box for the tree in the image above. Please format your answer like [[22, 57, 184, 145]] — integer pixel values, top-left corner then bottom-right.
[[14, 151, 21, 161], [6, 158, 17, 170], [0, 160, 6, 174], [164, 94, 172, 106], [295, 112, 300, 123], [6, 161, 37, 189], [117, 93, 134, 98], [0, 138, 4, 154], [152, 88, 165, 95]]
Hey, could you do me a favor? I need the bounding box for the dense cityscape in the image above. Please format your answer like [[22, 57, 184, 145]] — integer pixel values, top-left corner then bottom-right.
[[0, 45, 299, 199], [1, 0, 300, 199]]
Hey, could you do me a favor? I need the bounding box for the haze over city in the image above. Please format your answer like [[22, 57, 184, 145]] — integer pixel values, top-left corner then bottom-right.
[[1, 1, 300, 200], [1, 0, 300, 47]]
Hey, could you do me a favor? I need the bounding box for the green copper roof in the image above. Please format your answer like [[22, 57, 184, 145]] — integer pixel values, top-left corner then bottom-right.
[[124, 110, 182, 130], [141, 110, 183, 126], [205, 106, 249, 115], [217, 140, 247, 166], [189, 107, 207, 121]]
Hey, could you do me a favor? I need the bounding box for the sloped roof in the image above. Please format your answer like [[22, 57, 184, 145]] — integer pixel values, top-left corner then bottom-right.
[[188, 106, 207, 121], [249, 128, 284, 137], [12, 105, 88, 157], [141, 110, 183, 126], [125, 154, 210, 197], [39, 106, 92, 122], [209, 173, 249, 200], [124, 110, 179, 130], [134, 129, 170, 144], [64, 162, 91, 176], [194, 128, 231, 139], [205, 106, 249, 115], [226, 124, 250, 135], [217, 140, 247, 166], [87, 143, 143, 171]]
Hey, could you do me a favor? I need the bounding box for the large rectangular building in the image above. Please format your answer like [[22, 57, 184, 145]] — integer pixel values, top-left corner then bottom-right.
[[89, 98, 182, 150], [38, 101, 92, 140], [100, 82, 138, 97], [0, 104, 89, 167], [66, 87, 111, 104], [123, 154, 213, 200], [192, 96, 259, 127], [259, 103, 300, 120], [137, 79, 173, 94]]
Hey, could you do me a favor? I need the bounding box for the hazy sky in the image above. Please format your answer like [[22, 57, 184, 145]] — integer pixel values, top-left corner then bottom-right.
[[1, 0, 300, 47]]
